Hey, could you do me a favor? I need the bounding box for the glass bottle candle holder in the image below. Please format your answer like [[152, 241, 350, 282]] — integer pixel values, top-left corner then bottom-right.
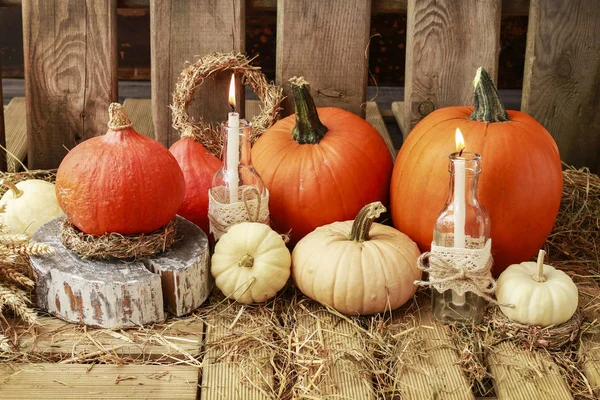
[[208, 120, 269, 240], [431, 152, 491, 323]]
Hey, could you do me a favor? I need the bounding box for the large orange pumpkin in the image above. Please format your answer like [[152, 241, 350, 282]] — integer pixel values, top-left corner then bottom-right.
[[391, 68, 562, 275], [252, 77, 393, 244], [56, 103, 185, 235], [169, 137, 222, 234]]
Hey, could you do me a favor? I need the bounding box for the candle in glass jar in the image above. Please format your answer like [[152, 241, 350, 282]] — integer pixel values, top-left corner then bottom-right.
[[453, 127, 467, 305], [227, 73, 239, 203]]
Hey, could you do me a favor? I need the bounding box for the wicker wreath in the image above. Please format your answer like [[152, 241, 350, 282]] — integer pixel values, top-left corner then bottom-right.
[[170, 52, 284, 157]]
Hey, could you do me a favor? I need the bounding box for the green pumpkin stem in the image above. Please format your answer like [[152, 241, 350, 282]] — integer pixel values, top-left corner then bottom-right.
[[0, 180, 23, 198], [349, 202, 387, 242], [533, 249, 547, 283], [289, 77, 328, 144], [469, 67, 509, 123]]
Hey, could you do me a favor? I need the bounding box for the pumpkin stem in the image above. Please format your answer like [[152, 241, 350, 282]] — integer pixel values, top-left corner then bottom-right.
[[289, 77, 328, 144], [0, 180, 23, 198], [469, 67, 509, 123], [107, 103, 133, 131], [348, 202, 386, 242], [532, 249, 547, 283], [239, 254, 254, 268]]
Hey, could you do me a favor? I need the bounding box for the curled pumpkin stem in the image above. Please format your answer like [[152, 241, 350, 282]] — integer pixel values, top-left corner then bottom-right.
[[349, 202, 386, 242], [0, 180, 23, 199]]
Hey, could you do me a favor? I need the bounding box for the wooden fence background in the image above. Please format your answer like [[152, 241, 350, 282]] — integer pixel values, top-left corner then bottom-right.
[[0, 0, 598, 173]]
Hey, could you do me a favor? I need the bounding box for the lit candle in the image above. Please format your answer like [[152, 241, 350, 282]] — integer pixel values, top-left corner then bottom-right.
[[227, 73, 239, 203], [453, 127, 466, 306]]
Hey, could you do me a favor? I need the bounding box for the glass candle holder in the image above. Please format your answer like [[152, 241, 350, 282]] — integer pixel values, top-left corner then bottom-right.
[[431, 152, 490, 323]]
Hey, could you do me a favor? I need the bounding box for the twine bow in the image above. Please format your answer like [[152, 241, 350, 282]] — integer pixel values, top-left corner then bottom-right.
[[414, 241, 503, 305]]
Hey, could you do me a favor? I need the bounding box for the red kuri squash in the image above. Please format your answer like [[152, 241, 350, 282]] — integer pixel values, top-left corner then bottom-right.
[[56, 103, 185, 235], [390, 68, 562, 275], [169, 137, 222, 234], [252, 77, 393, 244]]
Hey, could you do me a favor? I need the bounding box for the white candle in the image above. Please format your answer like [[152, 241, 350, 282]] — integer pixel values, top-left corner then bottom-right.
[[453, 128, 467, 306], [227, 73, 239, 203]]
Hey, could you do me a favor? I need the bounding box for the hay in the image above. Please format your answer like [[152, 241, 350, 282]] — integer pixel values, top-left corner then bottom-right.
[[170, 52, 284, 157], [60, 218, 178, 260], [546, 165, 600, 270]]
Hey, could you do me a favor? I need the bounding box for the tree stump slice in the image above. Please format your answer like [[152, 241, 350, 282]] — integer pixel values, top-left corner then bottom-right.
[[31, 216, 210, 328]]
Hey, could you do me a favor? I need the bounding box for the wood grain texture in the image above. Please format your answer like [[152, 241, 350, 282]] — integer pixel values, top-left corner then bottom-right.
[[276, 0, 371, 117], [200, 302, 275, 399], [293, 303, 374, 399], [487, 341, 572, 400], [399, 0, 501, 138], [580, 335, 600, 397], [393, 306, 474, 400], [150, 0, 245, 147], [10, 316, 203, 362], [0, 364, 199, 399], [522, 0, 600, 173], [123, 98, 154, 138], [22, 0, 118, 169]]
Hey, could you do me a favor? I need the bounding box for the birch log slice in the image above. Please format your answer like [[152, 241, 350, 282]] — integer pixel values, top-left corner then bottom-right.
[[31, 216, 210, 329]]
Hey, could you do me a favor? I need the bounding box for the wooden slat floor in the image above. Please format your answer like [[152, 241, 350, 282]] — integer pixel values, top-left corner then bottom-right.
[[1, 97, 599, 399]]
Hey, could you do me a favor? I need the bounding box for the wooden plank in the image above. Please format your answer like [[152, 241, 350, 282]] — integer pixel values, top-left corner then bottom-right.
[[10, 315, 203, 362], [22, 0, 118, 169], [200, 303, 275, 399], [293, 303, 374, 399], [522, 0, 600, 173], [393, 307, 474, 400], [0, 0, 532, 15], [0, 364, 199, 399], [276, 0, 371, 117], [397, 0, 501, 139], [150, 0, 245, 147], [3, 97, 27, 171], [366, 101, 396, 160], [123, 98, 154, 138], [0, 64, 6, 171], [487, 341, 572, 400]]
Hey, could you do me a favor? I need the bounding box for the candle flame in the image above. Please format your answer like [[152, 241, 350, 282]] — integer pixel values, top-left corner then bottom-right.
[[455, 128, 465, 154], [228, 73, 236, 111]]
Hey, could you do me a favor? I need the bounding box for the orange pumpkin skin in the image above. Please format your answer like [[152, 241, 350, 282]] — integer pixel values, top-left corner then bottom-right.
[[56, 105, 185, 235], [390, 106, 562, 275], [252, 107, 393, 244], [169, 137, 222, 234]]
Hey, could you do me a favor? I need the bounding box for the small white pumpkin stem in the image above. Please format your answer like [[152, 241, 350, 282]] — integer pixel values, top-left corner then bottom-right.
[[533, 249, 547, 283], [0, 180, 23, 199], [349, 202, 386, 242], [239, 254, 254, 268]]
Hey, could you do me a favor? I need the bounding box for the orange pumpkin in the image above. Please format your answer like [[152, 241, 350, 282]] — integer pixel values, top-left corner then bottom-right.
[[390, 68, 562, 275], [56, 103, 185, 235], [252, 77, 393, 244], [169, 137, 222, 234]]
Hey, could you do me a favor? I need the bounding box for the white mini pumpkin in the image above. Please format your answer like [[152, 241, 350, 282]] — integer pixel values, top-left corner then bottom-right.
[[0, 179, 64, 236], [211, 222, 291, 304], [496, 250, 578, 327]]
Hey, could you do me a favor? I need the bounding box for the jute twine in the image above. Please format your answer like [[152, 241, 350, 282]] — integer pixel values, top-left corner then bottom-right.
[[488, 307, 584, 350], [415, 239, 498, 304], [60, 218, 178, 260], [170, 52, 284, 157], [208, 186, 269, 240]]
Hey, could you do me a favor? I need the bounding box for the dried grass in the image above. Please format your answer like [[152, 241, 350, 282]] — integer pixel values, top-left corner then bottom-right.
[[60, 218, 178, 260], [170, 52, 284, 157]]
